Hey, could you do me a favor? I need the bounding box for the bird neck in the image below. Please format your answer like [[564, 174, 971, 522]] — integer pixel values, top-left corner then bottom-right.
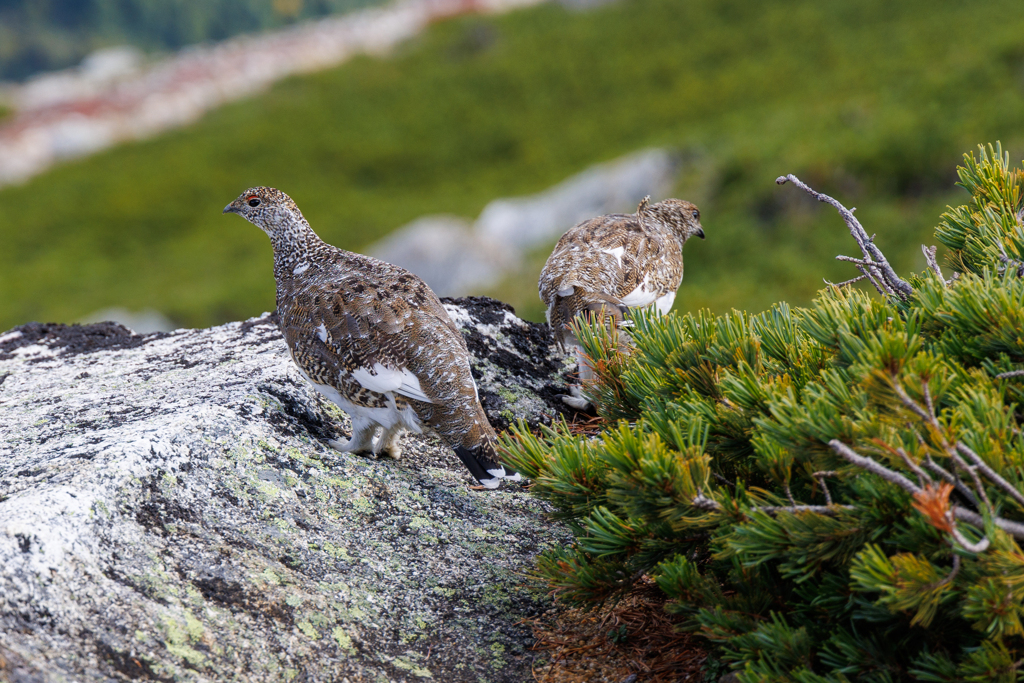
[[265, 212, 321, 272]]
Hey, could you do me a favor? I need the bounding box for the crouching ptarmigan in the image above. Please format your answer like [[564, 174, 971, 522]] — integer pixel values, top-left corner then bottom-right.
[[539, 196, 705, 410], [224, 187, 520, 489]]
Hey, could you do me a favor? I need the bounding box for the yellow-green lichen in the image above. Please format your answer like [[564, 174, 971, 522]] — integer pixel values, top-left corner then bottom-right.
[[321, 542, 352, 561], [391, 656, 433, 678], [160, 614, 207, 668], [408, 516, 432, 530], [260, 568, 282, 585], [297, 621, 319, 640], [332, 626, 356, 654]]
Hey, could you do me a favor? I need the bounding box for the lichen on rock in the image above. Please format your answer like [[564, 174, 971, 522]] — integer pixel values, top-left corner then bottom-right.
[[0, 298, 573, 682]]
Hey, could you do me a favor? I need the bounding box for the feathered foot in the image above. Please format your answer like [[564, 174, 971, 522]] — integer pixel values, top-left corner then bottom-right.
[[373, 427, 405, 460], [562, 385, 592, 411], [329, 419, 377, 454]]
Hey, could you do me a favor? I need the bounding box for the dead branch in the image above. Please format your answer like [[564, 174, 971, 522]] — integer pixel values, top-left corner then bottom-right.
[[776, 174, 914, 300], [829, 439, 921, 494], [690, 492, 851, 516], [921, 245, 945, 285], [924, 456, 978, 507], [896, 447, 933, 488], [823, 274, 868, 288], [893, 381, 994, 511], [957, 442, 1024, 509], [813, 470, 837, 505], [830, 439, 1024, 543]]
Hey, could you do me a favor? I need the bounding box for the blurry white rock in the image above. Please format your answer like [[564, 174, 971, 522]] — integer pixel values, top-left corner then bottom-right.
[[15, 46, 142, 111], [365, 148, 680, 296], [369, 215, 520, 297], [476, 148, 678, 250]]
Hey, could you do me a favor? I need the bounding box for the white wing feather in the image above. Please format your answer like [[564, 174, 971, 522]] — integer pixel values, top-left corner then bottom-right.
[[350, 363, 432, 403]]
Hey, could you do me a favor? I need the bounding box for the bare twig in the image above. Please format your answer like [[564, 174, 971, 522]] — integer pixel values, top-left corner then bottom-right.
[[894, 381, 995, 511], [830, 440, 1024, 543], [924, 456, 978, 507], [757, 505, 853, 515], [691, 493, 719, 512], [921, 245, 945, 284], [997, 370, 1024, 379], [892, 382, 933, 424], [926, 554, 961, 590], [823, 274, 868, 288], [948, 524, 990, 553], [856, 265, 889, 297], [689, 492, 851, 516], [784, 482, 797, 507], [966, 464, 995, 512], [923, 383, 936, 423], [712, 472, 735, 489], [829, 439, 921, 494], [835, 255, 875, 267], [957, 442, 1024, 509], [813, 471, 837, 505], [776, 174, 914, 299], [952, 506, 1024, 543], [896, 448, 933, 488]]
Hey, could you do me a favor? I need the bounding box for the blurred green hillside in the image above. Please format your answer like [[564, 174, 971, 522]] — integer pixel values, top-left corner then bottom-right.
[[1, 0, 1023, 331], [0, 0, 384, 81]]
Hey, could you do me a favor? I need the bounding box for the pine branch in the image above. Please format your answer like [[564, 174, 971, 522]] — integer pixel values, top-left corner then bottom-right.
[[776, 174, 914, 299]]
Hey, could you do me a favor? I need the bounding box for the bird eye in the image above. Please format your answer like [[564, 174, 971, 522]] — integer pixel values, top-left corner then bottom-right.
[[692, 210, 699, 220], [247, 196, 261, 207]]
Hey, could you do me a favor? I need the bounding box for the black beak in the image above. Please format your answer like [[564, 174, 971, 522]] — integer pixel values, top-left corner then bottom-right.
[[223, 203, 238, 214], [696, 227, 705, 240]]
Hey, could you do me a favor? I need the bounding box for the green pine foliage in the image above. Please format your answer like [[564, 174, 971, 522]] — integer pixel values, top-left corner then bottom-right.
[[501, 144, 1024, 681]]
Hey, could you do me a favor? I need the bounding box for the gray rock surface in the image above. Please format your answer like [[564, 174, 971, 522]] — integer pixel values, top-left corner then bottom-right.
[[0, 297, 575, 682]]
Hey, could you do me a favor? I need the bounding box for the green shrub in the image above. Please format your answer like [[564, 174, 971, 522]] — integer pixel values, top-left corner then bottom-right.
[[502, 144, 1024, 681]]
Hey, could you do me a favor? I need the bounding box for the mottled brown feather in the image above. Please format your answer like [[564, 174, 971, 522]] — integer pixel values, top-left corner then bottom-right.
[[539, 197, 704, 344], [223, 187, 511, 484]]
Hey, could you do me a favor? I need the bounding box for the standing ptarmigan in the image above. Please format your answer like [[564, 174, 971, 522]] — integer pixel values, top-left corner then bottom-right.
[[224, 187, 520, 489], [539, 196, 705, 409]]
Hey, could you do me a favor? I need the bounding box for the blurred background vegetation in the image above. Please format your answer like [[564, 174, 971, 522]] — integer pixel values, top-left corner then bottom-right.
[[0, 0, 382, 81], [1, 0, 1023, 331]]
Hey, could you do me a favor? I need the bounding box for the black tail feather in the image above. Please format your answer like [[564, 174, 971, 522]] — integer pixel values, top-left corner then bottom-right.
[[453, 443, 519, 488]]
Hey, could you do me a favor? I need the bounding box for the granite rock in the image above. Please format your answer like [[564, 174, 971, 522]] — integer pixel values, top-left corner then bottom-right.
[[0, 297, 575, 682]]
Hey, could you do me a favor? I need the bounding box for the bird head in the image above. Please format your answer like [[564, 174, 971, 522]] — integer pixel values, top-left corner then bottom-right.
[[223, 187, 306, 238], [637, 196, 705, 243]]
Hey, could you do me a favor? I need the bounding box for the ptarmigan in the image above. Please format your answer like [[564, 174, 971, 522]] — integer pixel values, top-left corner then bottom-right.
[[539, 196, 705, 409], [224, 187, 520, 489]]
